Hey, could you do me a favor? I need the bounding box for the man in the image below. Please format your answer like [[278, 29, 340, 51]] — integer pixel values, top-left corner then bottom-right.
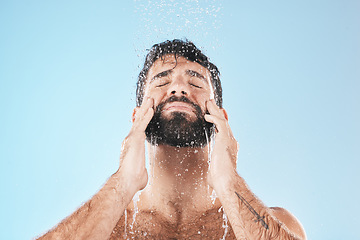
[[38, 39, 306, 239]]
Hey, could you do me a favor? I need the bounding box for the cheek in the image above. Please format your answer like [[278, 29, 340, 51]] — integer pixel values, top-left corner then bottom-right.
[[194, 88, 211, 101], [193, 92, 210, 111], [206, 84, 215, 101], [145, 87, 166, 107]]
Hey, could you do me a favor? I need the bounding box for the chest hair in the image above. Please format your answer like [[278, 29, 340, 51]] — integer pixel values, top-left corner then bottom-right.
[[109, 207, 238, 239]]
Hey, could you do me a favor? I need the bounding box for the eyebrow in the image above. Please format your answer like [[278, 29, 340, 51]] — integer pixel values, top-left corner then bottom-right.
[[150, 69, 173, 83], [186, 69, 207, 83], [150, 69, 208, 84]]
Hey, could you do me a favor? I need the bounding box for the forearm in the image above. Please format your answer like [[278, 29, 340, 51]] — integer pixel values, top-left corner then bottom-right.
[[214, 174, 304, 240], [38, 171, 134, 240]]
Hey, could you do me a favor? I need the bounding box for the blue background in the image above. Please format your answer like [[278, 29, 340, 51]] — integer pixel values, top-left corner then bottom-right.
[[1, 0, 359, 239]]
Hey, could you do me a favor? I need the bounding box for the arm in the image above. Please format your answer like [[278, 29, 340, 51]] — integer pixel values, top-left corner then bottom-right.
[[214, 174, 306, 240], [37, 172, 133, 240], [37, 97, 154, 240], [205, 99, 306, 240]]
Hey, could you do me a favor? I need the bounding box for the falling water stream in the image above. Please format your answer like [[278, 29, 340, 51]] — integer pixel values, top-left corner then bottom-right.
[[123, 209, 127, 239], [220, 206, 229, 240], [206, 127, 230, 239], [129, 188, 141, 236]]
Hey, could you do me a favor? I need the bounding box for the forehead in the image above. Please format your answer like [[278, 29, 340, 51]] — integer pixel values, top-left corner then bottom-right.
[[147, 55, 211, 81]]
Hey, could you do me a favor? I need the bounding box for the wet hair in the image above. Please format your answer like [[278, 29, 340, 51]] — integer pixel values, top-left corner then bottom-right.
[[136, 39, 223, 108]]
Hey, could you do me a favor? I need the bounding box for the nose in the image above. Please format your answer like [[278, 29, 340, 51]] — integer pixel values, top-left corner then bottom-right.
[[167, 78, 189, 97]]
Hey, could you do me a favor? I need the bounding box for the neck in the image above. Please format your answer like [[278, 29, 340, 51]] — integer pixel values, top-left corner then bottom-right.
[[141, 142, 218, 219]]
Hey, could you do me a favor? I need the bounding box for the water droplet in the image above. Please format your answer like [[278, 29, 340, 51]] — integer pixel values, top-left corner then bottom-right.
[[210, 189, 217, 204]]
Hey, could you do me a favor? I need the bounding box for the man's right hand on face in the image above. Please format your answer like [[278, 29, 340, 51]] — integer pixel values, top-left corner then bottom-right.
[[117, 97, 154, 196]]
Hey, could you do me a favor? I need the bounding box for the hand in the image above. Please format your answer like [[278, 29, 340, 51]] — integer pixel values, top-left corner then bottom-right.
[[204, 99, 239, 190], [117, 97, 154, 195]]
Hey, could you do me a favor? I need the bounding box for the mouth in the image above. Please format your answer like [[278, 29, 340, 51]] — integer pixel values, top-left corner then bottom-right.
[[163, 102, 196, 113]]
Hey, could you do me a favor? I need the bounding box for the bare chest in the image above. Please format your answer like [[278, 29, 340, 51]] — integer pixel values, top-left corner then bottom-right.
[[110, 208, 237, 239]]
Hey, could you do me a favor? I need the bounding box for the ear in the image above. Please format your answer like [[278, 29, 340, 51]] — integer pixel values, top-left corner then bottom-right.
[[132, 107, 140, 122], [221, 108, 228, 121]]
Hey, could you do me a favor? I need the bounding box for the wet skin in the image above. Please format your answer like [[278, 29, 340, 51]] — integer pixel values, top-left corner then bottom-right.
[[110, 202, 237, 239], [110, 55, 238, 239], [37, 54, 306, 240]]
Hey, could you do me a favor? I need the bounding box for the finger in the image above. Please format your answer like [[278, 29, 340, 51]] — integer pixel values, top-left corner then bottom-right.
[[204, 114, 227, 133], [138, 107, 154, 131], [134, 97, 154, 121], [132, 98, 154, 132], [138, 97, 154, 115], [206, 99, 224, 118]]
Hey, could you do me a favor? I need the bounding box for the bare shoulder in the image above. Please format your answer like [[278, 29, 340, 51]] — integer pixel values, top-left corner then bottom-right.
[[270, 207, 307, 240]]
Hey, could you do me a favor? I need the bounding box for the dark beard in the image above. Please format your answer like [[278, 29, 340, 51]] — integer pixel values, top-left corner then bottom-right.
[[145, 96, 214, 147]]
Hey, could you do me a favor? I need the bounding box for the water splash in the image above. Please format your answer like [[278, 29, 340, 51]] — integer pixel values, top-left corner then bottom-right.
[[133, 0, 224, 65]]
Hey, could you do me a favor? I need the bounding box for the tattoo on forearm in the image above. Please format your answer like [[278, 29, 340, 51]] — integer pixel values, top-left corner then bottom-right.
[[235, 191, 269, 230]]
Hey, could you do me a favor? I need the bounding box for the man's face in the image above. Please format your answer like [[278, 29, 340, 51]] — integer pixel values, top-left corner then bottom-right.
[[143, 55, 215, 147]]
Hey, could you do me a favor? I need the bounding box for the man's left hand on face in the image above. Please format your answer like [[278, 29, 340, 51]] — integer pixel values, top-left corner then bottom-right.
[[204, 99, 239, 190]]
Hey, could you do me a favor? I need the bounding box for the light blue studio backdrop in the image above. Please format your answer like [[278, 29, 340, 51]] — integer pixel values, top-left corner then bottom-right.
[[1, 0, 359, 239]]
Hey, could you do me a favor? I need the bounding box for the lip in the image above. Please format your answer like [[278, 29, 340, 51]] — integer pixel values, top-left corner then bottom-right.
[[163, 102, 195, 113]]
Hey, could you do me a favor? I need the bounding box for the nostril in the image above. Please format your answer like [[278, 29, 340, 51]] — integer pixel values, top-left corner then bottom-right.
[[170, 90, 187, 95]]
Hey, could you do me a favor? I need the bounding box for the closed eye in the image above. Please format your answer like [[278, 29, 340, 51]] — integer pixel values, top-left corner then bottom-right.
[[190, 83, 202, 88], [156, 82, 170, 87]]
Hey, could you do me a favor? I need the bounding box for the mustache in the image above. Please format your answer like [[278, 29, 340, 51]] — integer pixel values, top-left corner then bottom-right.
[[155, 95, 203, 115]]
